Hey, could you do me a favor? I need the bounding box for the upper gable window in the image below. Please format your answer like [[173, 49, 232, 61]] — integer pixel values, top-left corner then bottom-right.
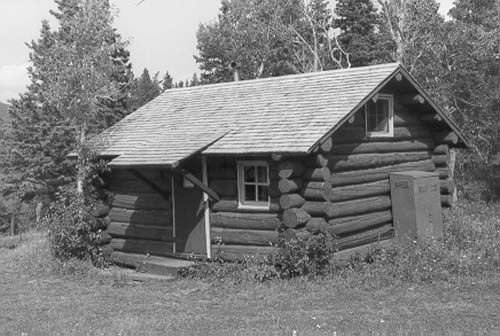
[[237, 161, 269, 209], [365, 94, 394, 137]]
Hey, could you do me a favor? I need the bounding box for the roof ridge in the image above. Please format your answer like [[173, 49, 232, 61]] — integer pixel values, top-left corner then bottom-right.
[[162, 62, 401, 94]]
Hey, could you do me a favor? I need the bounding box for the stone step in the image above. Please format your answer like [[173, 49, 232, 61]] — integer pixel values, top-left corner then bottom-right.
[[111, 251, 195, 276]]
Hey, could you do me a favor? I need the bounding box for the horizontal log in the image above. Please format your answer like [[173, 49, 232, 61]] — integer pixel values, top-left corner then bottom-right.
[[283, 208, 311, 228], [110, 238, 174, 256], [279, 194, 306, 210], [107, 222, 174, 241], [328, 138, 434, 155], [301, 181, 330, 201], [210, 212, 281, 230], [432, 154, 448, 167], [305, 217, 329, 233], [329, 159, 435, 187], [110, 192, 170, 210], [209, 179, 237, 198], [211, 199, 281, 213], [315, 151, 431, 172], [433, 144, 449, 155], [441, 194, 453, 208], [303, 167, 331, 182], [302, 196, 392, 219], [323, 180, 390, 203], [211, 228, 279, 246], [273, 161, 306, 179], [211, 244, 275, 262], [433, 130, 459, 145], [326, 196, 392, 219], [278, 178, 303, 194], [334, 224, 394, 251], [332, 126, 431, 143], [108, 208, 172, 226], [328, 210, 393, 236]]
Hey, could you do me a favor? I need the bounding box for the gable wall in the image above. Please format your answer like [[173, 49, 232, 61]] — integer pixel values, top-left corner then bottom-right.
[[280, 93, 456, 251]]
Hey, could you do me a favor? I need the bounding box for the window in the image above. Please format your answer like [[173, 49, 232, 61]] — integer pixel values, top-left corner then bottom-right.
[[365, 94, 394, 137], [237, 161, 269, 208]]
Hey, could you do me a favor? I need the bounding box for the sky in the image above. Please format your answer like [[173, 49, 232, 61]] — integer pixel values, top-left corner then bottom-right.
[[0, 0, 455, 103]]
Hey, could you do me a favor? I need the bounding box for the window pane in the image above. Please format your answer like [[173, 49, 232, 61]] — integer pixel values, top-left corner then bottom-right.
[[366, 101, 378, 132], [244, 166, 255, 182], [256, 165, 267, 183], [244, 185, 256, 202], [257, 186, 268, 202], [367, 99, 389, 133]]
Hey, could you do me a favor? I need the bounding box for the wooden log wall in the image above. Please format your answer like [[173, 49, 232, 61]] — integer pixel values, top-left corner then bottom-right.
[[99, 169, 175, 257], [279, 101, 459, 252], [208, 158, 281, 261], [210, 101, 460, 260]]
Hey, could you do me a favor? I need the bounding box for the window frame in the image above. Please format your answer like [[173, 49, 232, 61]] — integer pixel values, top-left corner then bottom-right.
[[237, 160, 270, 210], [364, 93, 394, 138]]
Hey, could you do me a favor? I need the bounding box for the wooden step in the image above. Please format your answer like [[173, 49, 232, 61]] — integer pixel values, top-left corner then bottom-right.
[[111, 251, 194, 276], [110, 238, 174, 256]]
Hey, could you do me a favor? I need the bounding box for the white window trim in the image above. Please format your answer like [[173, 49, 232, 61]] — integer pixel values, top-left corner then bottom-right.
[[365, 93, 394, 138], [237, 160, 270, 210]]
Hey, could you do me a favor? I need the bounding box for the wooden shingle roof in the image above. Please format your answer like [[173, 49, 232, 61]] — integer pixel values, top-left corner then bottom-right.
[[98, 63, 464, 167]]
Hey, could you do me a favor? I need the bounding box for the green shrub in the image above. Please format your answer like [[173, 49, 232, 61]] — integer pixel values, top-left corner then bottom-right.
[[268, 231, 334, 279], [43, 187, 106, 266]]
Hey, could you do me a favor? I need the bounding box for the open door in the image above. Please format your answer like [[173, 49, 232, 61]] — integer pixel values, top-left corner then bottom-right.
[[173, 162, 206, 255]]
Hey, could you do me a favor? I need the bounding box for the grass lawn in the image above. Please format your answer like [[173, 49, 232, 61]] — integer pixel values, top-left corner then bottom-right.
[[1, 233, 500, 335]]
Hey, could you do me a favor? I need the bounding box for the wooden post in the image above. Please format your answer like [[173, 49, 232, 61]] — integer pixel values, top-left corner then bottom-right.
[[202, 156, 211, 259], [10, 213, 15, 236], [171, 174, 176, 253]]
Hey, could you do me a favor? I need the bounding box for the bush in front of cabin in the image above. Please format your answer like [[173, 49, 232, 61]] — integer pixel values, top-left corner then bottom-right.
[[43, 186, 106, 265], [268, 231, 335, 279]]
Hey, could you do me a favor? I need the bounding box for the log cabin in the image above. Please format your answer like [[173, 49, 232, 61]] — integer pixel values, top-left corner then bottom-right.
[[89, 63, 469, 262]]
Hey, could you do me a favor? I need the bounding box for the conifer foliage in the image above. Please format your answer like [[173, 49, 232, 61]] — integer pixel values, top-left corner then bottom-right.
[[5, 0, 132, 199], [128, 68, 161, 112], [333, 0, 395, 67]]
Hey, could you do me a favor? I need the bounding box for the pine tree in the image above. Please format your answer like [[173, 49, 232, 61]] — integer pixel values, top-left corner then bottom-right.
[[162, 71, 174, 91], [190, 73, 200, 87], [5, 0, 132, 198], [334, 0, 395, 67], [129, 68, 161, 112]]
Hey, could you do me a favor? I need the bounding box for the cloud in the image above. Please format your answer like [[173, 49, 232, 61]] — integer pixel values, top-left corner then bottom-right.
[[0, 63, 30, 102]]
